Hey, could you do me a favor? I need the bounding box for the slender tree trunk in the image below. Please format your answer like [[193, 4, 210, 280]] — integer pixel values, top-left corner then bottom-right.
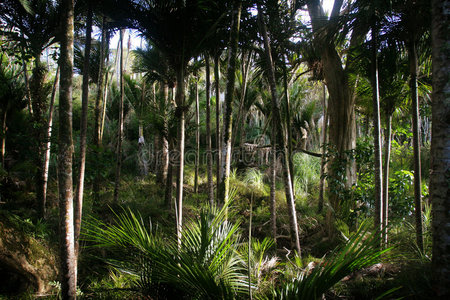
[[1, 110, 6, 167], [93, 17, 107, 203], [164, 139, 174, 208], [221, 0, 241, 211], [282, 56, 295, 197], [205, 55, 214, 205], [232, 50, 252, 150], [258, 6, 301, 255], [194, 72, 200, 194], [160, 83, 169, 184], [371, 23, 383, 244], [382, 112, 392, 247], [214, 53, 222, 200], [58, 0, 76, 297], [270, 123, 277, 246], [409, 37, 423, 252], [175, 65, 186, 246], [138, 81, 147, 177], [74, 5, 92, 257], [431, 1, 450, 296], [113, 29, 125, 204], [42, 66, 59, 218], [318, 83, 328, 213]]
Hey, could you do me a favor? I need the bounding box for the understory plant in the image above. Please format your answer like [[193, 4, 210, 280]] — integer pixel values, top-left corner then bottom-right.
[[83, 205, 248, 299], [270, 223, 391, 300]]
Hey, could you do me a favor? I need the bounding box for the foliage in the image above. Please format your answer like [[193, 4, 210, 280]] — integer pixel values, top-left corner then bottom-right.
[[270, 223, 391, 300], [84, 205, 248, 299], [292, 152, 320, 201]]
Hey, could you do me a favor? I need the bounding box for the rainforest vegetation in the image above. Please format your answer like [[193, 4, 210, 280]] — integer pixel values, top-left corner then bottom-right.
[[0, 0, 449, 299]]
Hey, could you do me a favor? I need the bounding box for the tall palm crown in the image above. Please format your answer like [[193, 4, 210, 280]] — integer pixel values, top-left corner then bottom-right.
[[102, 0, 231, 70], [0, 0, 60, 58]]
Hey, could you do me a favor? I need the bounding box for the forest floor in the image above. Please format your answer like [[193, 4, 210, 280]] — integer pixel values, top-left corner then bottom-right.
[[0, 164, 434, 299]]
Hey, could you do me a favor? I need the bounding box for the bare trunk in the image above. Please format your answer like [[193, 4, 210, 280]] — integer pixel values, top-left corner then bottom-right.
[[164, 139, 174, 208], [1, 110, 6, 167], [270, 123, 277, 246], [205, 55, 214, 205], [371, 23, 383, 245], [175, 65, 186, 246], [30, 57, 48, 220], [93, 17, 108, 202], [258, 6, 301, 255], [113, 29, 125, 204], [409, 38, 423, 252], [194, 73, 200, 194], [221, 0, 241, 212], [382, 112, 392, 247], [318, 83, 328, 213], [232, 50, 252, 150], [214, 53, 222, 200], [160, 84, 170, 183], [74, 5, 92, 256], [58, 0, 76, 297], [282, 56, 295, 197], [42, 66, 59, 218], [431, 0, 450, 295]]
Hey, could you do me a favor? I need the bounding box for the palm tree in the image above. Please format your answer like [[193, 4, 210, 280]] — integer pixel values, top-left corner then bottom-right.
[[258, 3, 301, 255], [104, 0, 234, 242], [0, 0, 60, 218], [204, 54, 214, 204], [58, 0, 76, 297], [430, 0, 450, 296], [221, 0, 242, 212], [74, 1, 93, 257], [370, 13, 383, 245], [113, 29, 125, 204]]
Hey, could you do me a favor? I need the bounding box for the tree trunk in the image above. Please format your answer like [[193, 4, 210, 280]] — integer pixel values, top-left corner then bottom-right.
[[431, 0, 450, 296], [58, 0, 76, 297], [371, 23, 383, 245], [42, 66, 59, 220], [258, 6, 301, 255], [270, 122, 277, 246], [282, 56, 295, 197], [29, 56, 48, 219], [409, 37, 423, 253], [20, 47, 33, 115], [74, 5, 92, 257], [113, 29, 125, 204], [159, 83, 170, 184], [307, 0, 358, 218], [318, 83, 328, 214], [1, 110, 6, 167], [164, 138, 174, 208], [214, 53, 222, 200], [194, 72, 200, 194], [205, 55, 214, 205], [138, 81, 148, 177], [232, 50, 252, 151], [221, 0, 241, 211], [175, 65, 186, 246], [93, 16, 107, 203], [382, 112, 392, 247]]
